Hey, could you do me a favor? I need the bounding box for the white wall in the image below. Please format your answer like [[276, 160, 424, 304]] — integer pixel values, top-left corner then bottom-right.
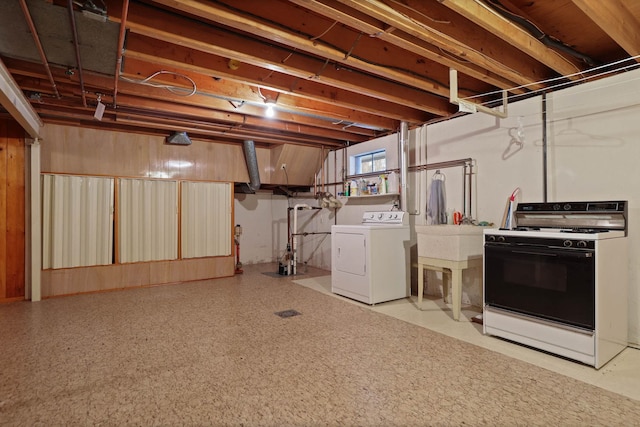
[[419, 69, 640, 345], [234, 192, 289, 265], [234, 68, 640, 345], [546, 71, 640, 344], [234, 192, 336, 270]]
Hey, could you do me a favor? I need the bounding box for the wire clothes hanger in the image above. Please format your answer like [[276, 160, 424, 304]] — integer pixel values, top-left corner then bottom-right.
[[432, 169, 446, 181]]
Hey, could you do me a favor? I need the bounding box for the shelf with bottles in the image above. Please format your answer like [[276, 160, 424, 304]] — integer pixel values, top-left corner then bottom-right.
[[343, 172, 399, 199], [339, 192, 400, 200]]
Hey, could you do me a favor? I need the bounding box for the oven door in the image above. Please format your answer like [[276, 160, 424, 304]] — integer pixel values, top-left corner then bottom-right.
[[484, 243, 595, 330]]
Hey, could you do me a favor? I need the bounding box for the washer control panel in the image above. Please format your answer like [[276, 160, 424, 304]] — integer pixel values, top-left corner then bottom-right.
[[361, 211, 408, 225]]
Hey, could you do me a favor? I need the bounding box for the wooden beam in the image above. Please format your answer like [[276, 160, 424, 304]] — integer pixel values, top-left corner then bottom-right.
[[152, 0, 452, 96], [290, 0, 533, 92], [0, 58, 42, 138], [572, 0, 640, 59], [107, 0, 454, 117], [123, 37, 425, 126], [7, 58, 390, 139], [438, 0, 582, 79]]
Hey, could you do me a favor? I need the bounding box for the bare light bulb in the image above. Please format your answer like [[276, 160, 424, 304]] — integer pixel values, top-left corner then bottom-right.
[[265, 104, 275, 118]]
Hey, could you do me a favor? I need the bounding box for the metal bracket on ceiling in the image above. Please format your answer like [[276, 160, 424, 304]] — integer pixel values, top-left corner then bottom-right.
[[449, 68, 508, 119]]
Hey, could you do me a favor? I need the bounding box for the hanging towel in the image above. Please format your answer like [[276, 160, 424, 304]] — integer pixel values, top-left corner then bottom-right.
[[426, 178, 447, 224]]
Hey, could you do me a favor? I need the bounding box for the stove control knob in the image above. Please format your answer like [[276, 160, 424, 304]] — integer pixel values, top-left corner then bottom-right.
[[486, 235, 496, 242], [553, 204, 561, 210], [564, 203, 572, 210], [563, 240, 573, 247], [497, 236, 506, 243], [577, 240, 588, 248], [378, 213, 384, 219]]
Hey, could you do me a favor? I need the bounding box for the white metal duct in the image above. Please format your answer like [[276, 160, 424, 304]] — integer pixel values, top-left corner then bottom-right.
[[181, 181, 232, 258], [41, 174, 114, 269], [118, 178, 178, 263]]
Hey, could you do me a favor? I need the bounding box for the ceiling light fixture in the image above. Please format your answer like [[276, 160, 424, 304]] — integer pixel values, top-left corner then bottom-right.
[[93, 93, 105, 121], [265, 103, 275, 118]]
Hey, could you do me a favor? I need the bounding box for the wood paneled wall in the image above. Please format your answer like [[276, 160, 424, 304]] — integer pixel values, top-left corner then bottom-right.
[[40, 124, 324, 185], [41, 256, 234, 298], [38, 124, 252, 297], [40, 124, 255, 182], [36, 123, 324, 298], [0, 120, 25, 301]]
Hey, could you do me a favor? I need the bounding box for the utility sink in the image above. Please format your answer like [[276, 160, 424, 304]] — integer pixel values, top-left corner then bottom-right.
[[415, 225, 485, 261]]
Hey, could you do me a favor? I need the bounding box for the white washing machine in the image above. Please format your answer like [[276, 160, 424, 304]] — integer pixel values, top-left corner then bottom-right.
[[331, 211, 410, 304]]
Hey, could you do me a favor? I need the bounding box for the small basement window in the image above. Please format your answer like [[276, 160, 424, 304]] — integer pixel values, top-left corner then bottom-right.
[[353, 149, 386, 174]]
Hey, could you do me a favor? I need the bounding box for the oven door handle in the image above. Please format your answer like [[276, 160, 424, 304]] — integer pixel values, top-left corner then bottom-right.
[[486, 245, 593, 258], [513, 250, 563, 257]]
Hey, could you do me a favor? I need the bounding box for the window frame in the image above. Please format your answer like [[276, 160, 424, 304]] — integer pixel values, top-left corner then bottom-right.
[[353, 149, 386, 175]]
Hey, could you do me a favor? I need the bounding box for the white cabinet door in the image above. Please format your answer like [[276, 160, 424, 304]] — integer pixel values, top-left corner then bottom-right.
[[334, 232, 366, 276]]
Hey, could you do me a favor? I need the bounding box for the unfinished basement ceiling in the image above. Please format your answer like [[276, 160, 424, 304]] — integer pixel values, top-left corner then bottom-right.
[[1, 0, 640, 149]]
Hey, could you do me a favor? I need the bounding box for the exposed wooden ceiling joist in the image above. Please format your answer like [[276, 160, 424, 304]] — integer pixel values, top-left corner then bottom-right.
[[0, 0, 637, 149], [438, 0, 583, 79], [571, 0, 640, 59]]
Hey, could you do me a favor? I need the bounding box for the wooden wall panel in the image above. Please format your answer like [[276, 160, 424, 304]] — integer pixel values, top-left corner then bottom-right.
[[0, 121, 7, 299], [270, 144, 324, 185], [39, 124, 324, 184], [0, 120, 26, 301], [40, 256, 234, 297], [40, 124, 265, 183], [36, 123, 270, 297]]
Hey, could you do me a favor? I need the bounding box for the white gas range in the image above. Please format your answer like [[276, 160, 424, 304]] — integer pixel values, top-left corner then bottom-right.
[[483, 201, 628, 368]]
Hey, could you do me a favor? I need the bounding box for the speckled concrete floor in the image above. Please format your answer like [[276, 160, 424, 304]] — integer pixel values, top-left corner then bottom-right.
[[1, 263, 639, 426]]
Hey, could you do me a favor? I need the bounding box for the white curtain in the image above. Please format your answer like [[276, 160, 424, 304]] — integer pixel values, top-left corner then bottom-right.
[[42, 174, 114, 269], [181, 181, 232, 258], [118, 178, 178, 263]]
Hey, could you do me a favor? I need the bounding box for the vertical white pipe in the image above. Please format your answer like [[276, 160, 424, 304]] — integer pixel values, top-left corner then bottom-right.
[[29, 139, 41, 301], [292, 204, 310, 275], [399, 122, 409, 212]]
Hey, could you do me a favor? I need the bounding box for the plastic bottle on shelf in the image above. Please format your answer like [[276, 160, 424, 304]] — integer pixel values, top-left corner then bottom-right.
[[359, 178, 368, 195], [350, 180, 359, 196], [387, 172, 398, 194], [378, 175, 387, 194]]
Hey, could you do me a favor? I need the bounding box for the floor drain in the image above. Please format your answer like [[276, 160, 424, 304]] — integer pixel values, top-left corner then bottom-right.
[[275, 309, 301, 318]]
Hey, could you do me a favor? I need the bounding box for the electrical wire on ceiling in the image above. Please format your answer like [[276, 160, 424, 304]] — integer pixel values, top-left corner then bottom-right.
[[310, 20, 338, 41], [120, 70, 197, 96], [214, 0, 473, 95], [117, 72, 383, 132], [461, 53, 640, 108], [485, 0, 598, 68], [257, 87, 267, 102]]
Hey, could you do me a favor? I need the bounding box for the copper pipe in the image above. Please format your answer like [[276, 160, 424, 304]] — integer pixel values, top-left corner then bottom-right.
[[113, 0, 130, 108], [19, 0, 60, 99], [67, 0, 87, 107], [320, 146, 325, 193]]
